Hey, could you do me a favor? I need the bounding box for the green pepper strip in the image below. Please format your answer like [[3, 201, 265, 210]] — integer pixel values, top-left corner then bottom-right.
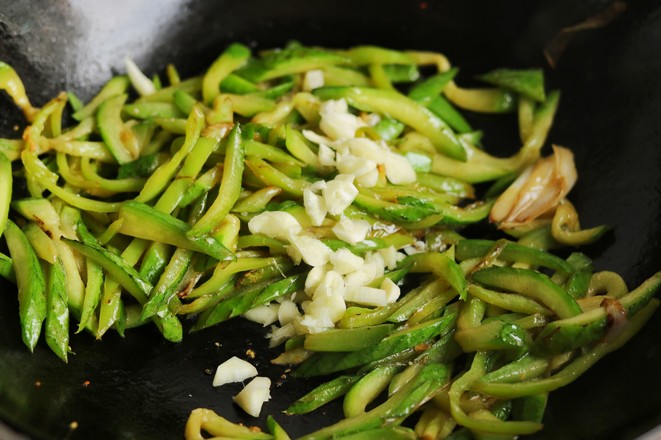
[[45, 257, 70, 362], [4, 220, 47, 351], [449, 352, 543, 435], [344, 365, 401, 417], [194, 273, 305, 330], [456, 239, 574, 274], [454, 319, 527, 352], [49, 140, 114, 162], [244, 157, 309, 197], [0, 252, 14, 282], [0, 152, 11, 238], [244, 140, 302, 166], [295, 314, 455, 378], [139, 77, 202, 103], [387, 278, 449, 323], [304, 324, 394, 352], [368, 63, 395, 90], [533, 270, 661, 354], [476, 299, 659, 399], [415, 405, 455, 440], [430, 91, 560, 183], [344, 46, 415, 65], [64, 237, 150, 304], [117, 201, 233, 261], [232, 187, 283, 213], [76, 258, 104, 333], [80, 157, 146, 193], [551, 200, 608, 246], [123, 102, 183, 120], [0, 62, 39, 121], [285, 374, 363, 415], [22, 93, 67, 153], [239, 45, 349, 83], [472, 267, 582, 319], [56, 153, 102, 192], [188, 124, 245, 238], [21, 150, 121, 213], [154, 136, 219, 213], [468, 284, 552, 316], [285, 124, 320, 167], [408, 68, 457, 101], [135, 105, 205, 202], [403, 252, 468, 299], [479, 353, 550, 384], [443, 81, 516, 113], [96, 93, 137, 164], [202, 43, 251, 105], [0, 139, 23, 162], [477, 68, 546, 103], [23, 222, 57, 263], [140, 247, 192, 320], [313, 86, 466, 161], [72, 75, 129, 120], [299, 363, 448, 440], [518, 96, 535, 143]]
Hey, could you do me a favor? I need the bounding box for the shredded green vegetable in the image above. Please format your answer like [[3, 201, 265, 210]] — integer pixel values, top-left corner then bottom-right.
[[0, 43, 659, 439]]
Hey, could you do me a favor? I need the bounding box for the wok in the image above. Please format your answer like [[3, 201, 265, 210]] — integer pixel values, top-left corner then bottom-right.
[[0, 0, 660, 439]]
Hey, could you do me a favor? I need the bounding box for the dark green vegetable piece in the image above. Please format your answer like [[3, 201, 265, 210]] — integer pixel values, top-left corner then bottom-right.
[[476, 299, 659, 398], [512, 393, 548, 423], [220, 73, 259, 94], [404, 252, 467, 299], [408, 68, 458, 101], [45, 257, 70, 362], [194, 274, 305, 330], [4, 220, 47, 352], [117, 153, 166, 179], [425, 96, 472, 133], [285, 374, 362, 415], [294, 314, 455, 377], [0, 252, 14, 282], [456, 239, 574, 274], [117, 201, 234, 261], [141, 248, 193, 320], [477, 68, 546, 103], [299, 363, 449, 440], [239, 45, 348, 83], [455, 318, 527, 352], [372, 117, 405, 140], [188, 124, 245, 238], [63, 237, 151, 304], [472, 267, 582, 319], [382, 64, 420, 83], [534, 270, 661, 354], [304, 324, 394, 352]]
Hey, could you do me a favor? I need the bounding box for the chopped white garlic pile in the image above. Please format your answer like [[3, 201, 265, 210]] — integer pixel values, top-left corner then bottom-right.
[[244, 97, 416, 337]]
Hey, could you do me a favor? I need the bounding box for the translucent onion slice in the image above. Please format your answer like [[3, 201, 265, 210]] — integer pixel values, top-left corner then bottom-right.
[[490, 145, 577, 229]]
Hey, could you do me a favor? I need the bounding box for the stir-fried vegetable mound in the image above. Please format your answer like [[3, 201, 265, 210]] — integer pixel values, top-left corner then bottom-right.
[[0, 42, 658, 439]]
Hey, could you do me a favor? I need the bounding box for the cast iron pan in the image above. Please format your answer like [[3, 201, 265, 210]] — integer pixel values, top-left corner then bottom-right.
[[1, 1, 660, 439]]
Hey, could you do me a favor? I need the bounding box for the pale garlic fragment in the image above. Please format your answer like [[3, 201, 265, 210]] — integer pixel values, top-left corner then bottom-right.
[[490, 145, 577, 229]]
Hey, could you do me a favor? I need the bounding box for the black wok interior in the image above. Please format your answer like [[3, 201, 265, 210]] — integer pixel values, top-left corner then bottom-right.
[[1, 1, 660, 439]]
